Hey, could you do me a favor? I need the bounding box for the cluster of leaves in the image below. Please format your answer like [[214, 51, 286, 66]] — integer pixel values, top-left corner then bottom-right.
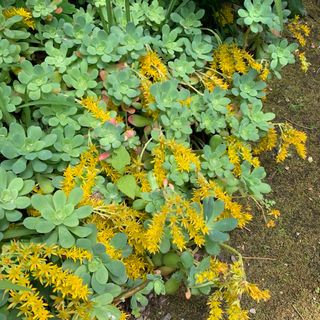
[[0, 1, 307, 320]]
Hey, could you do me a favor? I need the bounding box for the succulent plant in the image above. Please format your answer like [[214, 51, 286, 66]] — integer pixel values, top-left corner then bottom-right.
[[63, 15, 95, 46], [105, 68, 140, 106], [0, 38, 20, 65], [160, 107, 192, 140], [115, 23, 150, 59], [44, 40, 77, 73], [14, 60, 60, 100], [35, 104, 80, 130], [201, 144, 234, 178], [150, 80, 189, 111], [94, 122, 124, 151], [80, 28, 120, 67], [62, 60, 99, 97], [23, 188, 93, 248], [0, 122, 57, 178], [0, 168, 34, 224], [170, 1, 204, 35], [185, 34, 213, 67], [240, 161, 271, 199], [231, 69, 266, 104], [26, 0, 58, 18], [40, 17, 66, 43], [154, 24, 185, 57], [168, 54, 195, 81], [51, 125, 86, 165], [266, 39, 298, 78], [237, 0, 280, 33], [0, 82, 22, 124]]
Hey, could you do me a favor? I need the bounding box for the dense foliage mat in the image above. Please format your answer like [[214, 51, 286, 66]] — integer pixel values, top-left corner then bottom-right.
[[0, 0, 311, 319]]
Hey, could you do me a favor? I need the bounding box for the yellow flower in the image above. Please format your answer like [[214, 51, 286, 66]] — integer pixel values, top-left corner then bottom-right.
[[170, 219, 187, 251], [196, 259, 228, 284], [203, 71, 229, 91], [123, 254, 151, 279], [266, 220, 276, 228], [144, 210, 167, 253], [80, 96, 115, 123], [165, 139, 201, 172], [298, 52, 310, 73], [227, 304, 250, 320], [288, 16, 311, 47], [140, 51, 168, 82], [245, 282, 270, 302], [3, 7, 35, 29], [269, 209, 281, 219], [276, 124, 307, 162], [207, 299, 224, 320], [152, 139, 167, 187], [194, 176, 252, 227], [253, 128, 277, 155]]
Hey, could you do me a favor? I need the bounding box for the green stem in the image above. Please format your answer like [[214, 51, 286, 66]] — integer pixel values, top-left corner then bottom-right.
[[165, 0, 178, 23], [139, 137, 153, 162], [125, 0, 130, 23], [98, 7, 109, 32], [22, 105, 31, 127], [105, 0, 114, 28], [220, 243, 243, 261]]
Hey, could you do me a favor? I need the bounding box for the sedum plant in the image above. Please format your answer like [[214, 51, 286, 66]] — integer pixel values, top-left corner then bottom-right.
[[14, 60, 60, 100], [0, 123, 57, 178], [0, 168, 34, 239], [0, 0, 308, 319], [105, 67, 141, 105], [23, 188, 93, 248]]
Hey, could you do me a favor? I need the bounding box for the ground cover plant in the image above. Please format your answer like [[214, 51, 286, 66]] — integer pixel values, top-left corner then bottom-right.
[[0, 0, 311, 319]]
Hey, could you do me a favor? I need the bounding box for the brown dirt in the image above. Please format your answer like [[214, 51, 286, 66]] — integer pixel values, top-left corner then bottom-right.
[[143, 1, 320, 319]]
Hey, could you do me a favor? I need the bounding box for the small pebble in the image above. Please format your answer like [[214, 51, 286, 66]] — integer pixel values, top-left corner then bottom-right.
[[308, 156, 313, 163], [162, 314, 172, 320], [249, 308, 256, 314]]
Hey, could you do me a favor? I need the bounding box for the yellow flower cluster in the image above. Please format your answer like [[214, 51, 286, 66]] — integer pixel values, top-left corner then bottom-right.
[[152, 139, 168, 186], [144, 194, 209, 253], [266, 209, 281, 228], [276, 124, 307, 162], [126, 157, 152, 192], [140, 78, 159, 119], [196, 258, 228, 284], [165, 139, 201, 172], [62, 144, 99, 207], [140, 50, 168, 82], [253, 128, 278, 155], [87, 214, 150, 279], [193, 176, 252, 227], [80, 96, 115, 123], [245, 282, 271, 302], [215, 3, 234, 27], [2, 242, 92, 320], [3, 7, 35, 29], [227, 136, 260, 176], [298, 52, 310, 73], [203, 43, 267, 91], [152, 138, 200, 186], [207, 259, 270, 320], [288, 16, 311, 47], [213, 43, 263, 77], [8, 291, 52, 320], [202, 71, 229, 92], [144, 210, 168, 253]]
